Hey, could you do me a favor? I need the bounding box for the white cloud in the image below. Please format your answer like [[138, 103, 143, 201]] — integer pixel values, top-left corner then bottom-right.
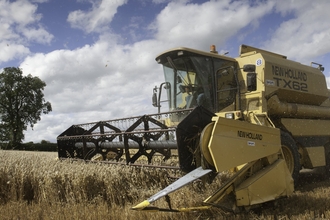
[[20, 35, 163, 116], [31, 0, 49, 3], [0, 0, 53, 64], [0, 43, 30, 63], [263, 1, 330, 63], [67, 0, 128, 33], [21, 26, 53, 44], [5, 0, 41, 25], [152, 0, 275, 49], [152, 0, 186, 4]]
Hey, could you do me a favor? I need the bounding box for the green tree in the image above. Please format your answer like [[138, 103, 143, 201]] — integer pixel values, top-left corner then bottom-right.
[[0, 67, 52, 149]]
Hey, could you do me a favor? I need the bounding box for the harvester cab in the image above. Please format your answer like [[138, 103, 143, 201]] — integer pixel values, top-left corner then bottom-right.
[[153, 46, 239, 115]]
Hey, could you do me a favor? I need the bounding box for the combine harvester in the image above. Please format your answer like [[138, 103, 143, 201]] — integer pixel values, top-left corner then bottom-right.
[[58, 44, 330, 212]]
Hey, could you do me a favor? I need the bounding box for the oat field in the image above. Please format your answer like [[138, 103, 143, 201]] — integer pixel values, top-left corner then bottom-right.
[[0, 150, 330, 220]]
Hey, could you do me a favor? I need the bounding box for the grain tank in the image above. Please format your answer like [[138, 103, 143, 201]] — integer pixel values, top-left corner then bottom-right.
[[236, 45, 330, 180]]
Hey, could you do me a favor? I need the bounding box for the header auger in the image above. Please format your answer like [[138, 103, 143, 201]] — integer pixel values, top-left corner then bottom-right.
[[58, 44, 330, 212]]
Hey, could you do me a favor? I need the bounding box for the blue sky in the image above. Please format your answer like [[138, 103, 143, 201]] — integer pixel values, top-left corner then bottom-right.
[[1, 0, 330, 143]]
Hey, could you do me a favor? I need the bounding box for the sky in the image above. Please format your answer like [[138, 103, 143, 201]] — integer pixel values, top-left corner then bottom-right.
[[1, 0, 330, 143]]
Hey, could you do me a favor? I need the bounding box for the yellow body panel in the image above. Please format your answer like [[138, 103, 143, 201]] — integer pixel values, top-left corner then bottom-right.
[[304, 147, 326, 167], [237, 45, 329, 106], [207, 117, 281, 172], [281, 119, 330, 136], [235, 159, 294, 206]]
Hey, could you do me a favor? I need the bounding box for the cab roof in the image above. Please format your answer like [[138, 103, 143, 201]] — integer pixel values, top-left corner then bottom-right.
[[155, 47, 236, 64]]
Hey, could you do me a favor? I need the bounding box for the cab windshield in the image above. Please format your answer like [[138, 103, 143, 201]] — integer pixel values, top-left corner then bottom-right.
[[161, 54, 238, 113], [162, 56, 214, 112]]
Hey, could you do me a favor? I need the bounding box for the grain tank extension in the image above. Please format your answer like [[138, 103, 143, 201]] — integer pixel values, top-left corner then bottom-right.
[[58, 44, 330, 212]]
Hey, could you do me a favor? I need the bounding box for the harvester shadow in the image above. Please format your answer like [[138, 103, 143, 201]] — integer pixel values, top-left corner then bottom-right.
[[251, 168, 330, 217], [296, 168, 330, 192]]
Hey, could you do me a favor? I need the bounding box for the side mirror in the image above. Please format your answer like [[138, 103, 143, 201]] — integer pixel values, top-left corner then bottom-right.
[[243, 64, 256, 72], [246, 72, 257, 91], [152, 92, 158, 107]]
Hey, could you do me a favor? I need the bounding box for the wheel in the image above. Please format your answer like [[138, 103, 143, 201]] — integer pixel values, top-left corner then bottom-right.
[[280, 131, 300, 183]]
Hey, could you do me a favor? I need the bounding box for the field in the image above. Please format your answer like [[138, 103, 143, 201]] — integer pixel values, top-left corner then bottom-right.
[[0, 150, 330, 219]]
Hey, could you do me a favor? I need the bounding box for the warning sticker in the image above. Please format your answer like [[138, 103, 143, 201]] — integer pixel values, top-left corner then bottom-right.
[[266, 80, 275, 86], [256, 58, 262, 66]]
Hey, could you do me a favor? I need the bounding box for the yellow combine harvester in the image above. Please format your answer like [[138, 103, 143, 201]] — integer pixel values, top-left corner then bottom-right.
[[58, 44, 330, 212]]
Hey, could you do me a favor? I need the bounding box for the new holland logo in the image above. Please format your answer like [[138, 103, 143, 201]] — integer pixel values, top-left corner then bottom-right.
[[237, 130, 263, 140]]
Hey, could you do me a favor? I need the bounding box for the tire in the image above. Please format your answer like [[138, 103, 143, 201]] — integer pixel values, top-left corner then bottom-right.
[[280, 131, 300, 184]]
